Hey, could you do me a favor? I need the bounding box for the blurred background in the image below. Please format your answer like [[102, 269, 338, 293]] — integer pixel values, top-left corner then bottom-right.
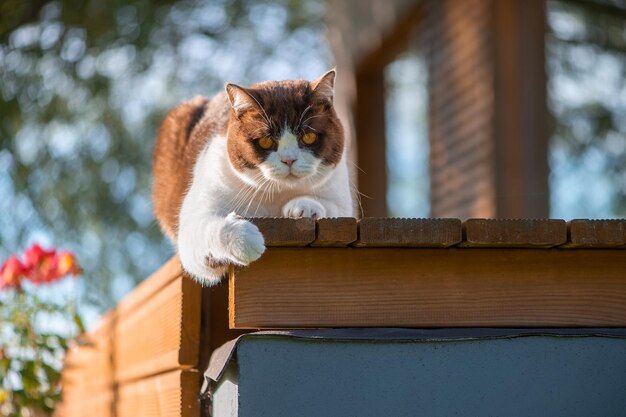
[[1, 0, 624, 324]]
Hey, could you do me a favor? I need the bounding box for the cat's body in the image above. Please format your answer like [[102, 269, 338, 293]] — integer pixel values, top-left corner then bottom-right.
[[153, 70, 353, 284]]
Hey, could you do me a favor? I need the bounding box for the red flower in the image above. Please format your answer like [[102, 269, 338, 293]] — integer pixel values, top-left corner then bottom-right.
[[22, 244, 81, 285], [0, 244, 82, 288], [23, 244, 59, 284], [23, 243, 56, 271], [0, 255, 27, 289], [55, 251, 82, 277]]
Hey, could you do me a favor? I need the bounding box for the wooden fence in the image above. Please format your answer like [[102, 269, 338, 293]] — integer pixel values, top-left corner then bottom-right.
[[55, 218, 626, 416]]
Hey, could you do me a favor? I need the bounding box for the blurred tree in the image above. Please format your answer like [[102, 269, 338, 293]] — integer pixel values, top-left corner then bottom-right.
[[548, 0, 626, 217], [0, 0, 329, 312]]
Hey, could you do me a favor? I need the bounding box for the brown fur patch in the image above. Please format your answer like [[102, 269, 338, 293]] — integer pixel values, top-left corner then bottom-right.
[[152, 94, 230, 238]]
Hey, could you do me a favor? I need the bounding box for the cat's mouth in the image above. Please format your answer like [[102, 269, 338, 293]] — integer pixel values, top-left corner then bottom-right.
[[276, 172, 305, 183], [268, 169, 309, 181]]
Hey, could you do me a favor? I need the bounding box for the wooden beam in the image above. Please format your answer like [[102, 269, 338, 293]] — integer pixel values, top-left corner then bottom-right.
[[116, 370, 199, 417], [565, 219, 626, 248], [355, 218, 461, 247], [424, 0, 498, 218], [116, 257, 183, 316], [312, 218, 358, 247], [355, 69, 388, 217], [115, 275, 201, 383], [249, 218, 316, 246], [54, 390, 114, 417], [60, 312, 115, 411], [230, 247, 626, 329], [357, 4, 424, 73], [462, 219, 566, 247], [493, 0, 549, 217]]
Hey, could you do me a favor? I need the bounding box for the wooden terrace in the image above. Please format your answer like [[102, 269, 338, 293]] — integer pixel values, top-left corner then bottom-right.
[[55, 218, 626, 416]]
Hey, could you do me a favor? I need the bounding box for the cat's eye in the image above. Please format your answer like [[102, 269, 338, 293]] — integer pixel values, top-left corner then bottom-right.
[[301, 132, 317, 145], [257, 136, 274, 150]]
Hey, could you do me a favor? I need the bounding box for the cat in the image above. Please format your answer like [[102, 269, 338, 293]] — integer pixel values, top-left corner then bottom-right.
[[152, 69, 354, 285]]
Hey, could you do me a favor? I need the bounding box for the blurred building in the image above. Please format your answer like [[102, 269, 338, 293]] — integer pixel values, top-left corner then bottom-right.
[[328, 0, 549, 218]]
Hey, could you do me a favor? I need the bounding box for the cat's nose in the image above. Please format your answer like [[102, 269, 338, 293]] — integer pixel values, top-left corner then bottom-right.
[[281, 158, 296, 167]]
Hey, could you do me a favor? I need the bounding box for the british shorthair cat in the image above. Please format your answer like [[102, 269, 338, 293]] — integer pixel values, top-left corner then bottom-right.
[[152, 69, 353, 284]]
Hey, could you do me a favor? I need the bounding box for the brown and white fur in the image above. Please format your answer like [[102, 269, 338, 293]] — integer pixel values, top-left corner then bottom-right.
[[152, 70, 353, 284]]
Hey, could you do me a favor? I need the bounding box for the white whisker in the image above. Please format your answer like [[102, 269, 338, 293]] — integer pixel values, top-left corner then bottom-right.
[[297, 105, 313, 130], [302, 114, 325, 125], [247, 93, 273, 130]]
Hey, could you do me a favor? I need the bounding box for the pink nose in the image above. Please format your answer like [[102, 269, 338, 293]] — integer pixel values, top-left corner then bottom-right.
[[281, 158, 296, 167]]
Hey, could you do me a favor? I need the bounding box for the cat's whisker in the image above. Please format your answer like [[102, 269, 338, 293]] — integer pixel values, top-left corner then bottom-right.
[[246, 93, 273, 129], [297, 105, 313, 130], [350, 161, 367, 175], [244, 177, 271, 216], [301, 114, 325, 125], [306, 176, 320, 201], [248, 126, 272, 138], [230, 174, 266, 214], [228, 172, 265, 213], [253, 182, 271, 217], [236, 180, 265, 212], [350, 181, 365, 218], [227, 180, 256, 206]]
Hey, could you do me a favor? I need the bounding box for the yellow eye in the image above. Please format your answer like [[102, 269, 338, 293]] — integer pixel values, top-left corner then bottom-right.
[[258, 136, 274, 150], [301, 132, 317, 145]]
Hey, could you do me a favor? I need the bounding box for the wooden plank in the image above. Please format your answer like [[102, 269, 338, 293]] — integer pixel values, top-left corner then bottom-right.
[[311, 218, 358, 247], [60, 312, 114, 399], [54, 390, 113, 417], [116, 256, 183, 316], [249, 217, 316, 246], [493, 0, 549, 218], [115, 275, 201, 383], [198, 279, 251, 390], [564, 219, 626, 248], [354, 218, 462, 247], [461, 218, 566, 247], [230, 247, 626, 329], [116, 369, 199, 417], [355, 69, 387, 217]]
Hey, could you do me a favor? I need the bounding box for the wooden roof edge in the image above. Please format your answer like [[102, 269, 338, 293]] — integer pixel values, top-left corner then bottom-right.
[[564, 219, 626, 248], [244, 217, 626, 249], [115, 256, 183, 316], [461, 218, 567, 248]]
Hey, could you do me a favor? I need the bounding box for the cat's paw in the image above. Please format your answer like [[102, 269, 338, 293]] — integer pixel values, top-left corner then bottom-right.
[[219, 212, 266, 266], [282, 197, 326, 218]]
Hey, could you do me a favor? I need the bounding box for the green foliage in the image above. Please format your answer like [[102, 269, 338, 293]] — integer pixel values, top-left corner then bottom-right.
[[548, 0, 626, 216], [0, 289, 82, 416]]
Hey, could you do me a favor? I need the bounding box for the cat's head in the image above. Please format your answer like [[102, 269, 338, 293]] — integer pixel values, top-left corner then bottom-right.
[[225, 69, 344, 188]]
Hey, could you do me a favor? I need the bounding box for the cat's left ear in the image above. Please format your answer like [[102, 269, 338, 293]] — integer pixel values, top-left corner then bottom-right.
[[225, 83, 261, 118], [310, 68, 336, 105]]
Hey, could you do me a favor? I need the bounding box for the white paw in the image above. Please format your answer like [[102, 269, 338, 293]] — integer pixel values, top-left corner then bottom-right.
[[282, 197, 326, 219], [219, 212, 266, 266]]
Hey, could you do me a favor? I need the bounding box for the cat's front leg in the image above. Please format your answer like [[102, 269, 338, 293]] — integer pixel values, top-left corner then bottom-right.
[[282, 196, 326, 218], [178, 212, 265, 285]]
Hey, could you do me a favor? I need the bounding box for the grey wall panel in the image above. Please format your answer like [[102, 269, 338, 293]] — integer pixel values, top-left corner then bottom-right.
[[234, 336, 626, 417]]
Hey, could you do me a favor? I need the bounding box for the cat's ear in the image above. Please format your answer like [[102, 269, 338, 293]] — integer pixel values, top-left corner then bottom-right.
[[225, 83, 260, 118], [310, 68, 336, 105]]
